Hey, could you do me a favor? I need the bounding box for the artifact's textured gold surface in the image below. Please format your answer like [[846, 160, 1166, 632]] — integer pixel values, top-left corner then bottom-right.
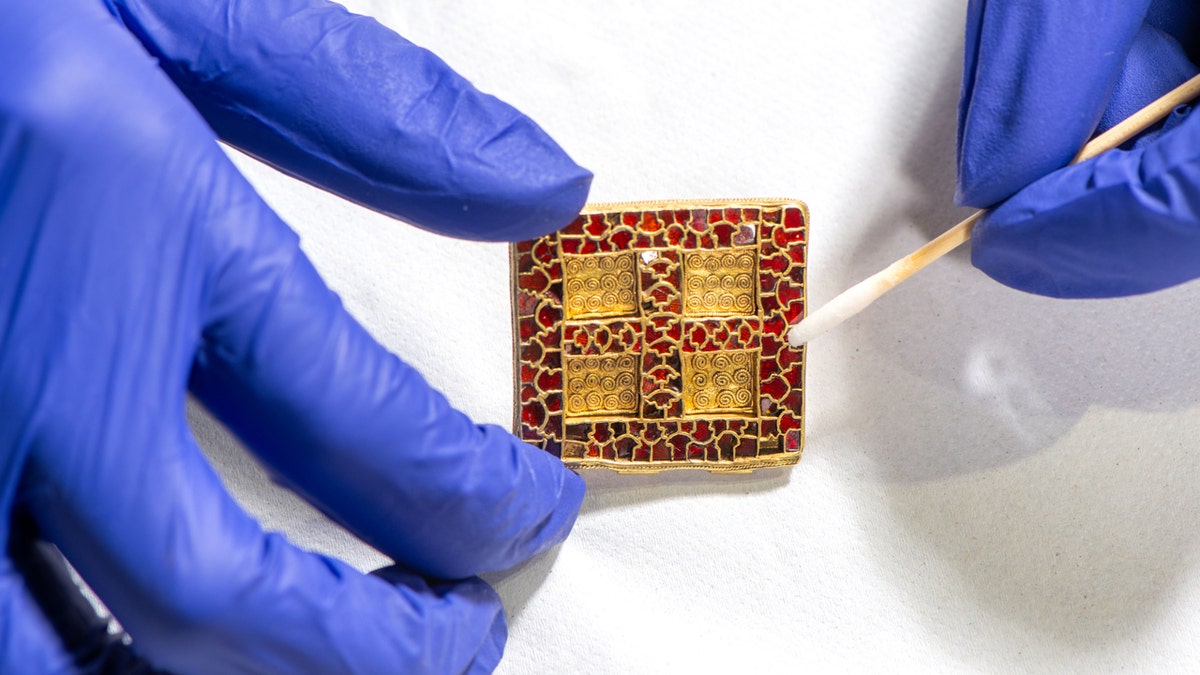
[[564, 353, 639, 417], [512, 199, 807, 474], [681, 349, 757, 415], [682, 249, 757, 316], [562, 252, 637, 319]]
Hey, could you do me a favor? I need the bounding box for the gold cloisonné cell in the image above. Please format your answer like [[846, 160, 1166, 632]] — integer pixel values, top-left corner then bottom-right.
[[563, 353, 639, 418], [562, 252, 637, 319], [682, 249, 757, 316], [681, 350, 757, 416]]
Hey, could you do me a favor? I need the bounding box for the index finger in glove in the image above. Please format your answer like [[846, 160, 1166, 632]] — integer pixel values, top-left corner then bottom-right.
[[972, 103, 1200, 297], [957, 0, 1150, 207], [105, 0, 592, 240]]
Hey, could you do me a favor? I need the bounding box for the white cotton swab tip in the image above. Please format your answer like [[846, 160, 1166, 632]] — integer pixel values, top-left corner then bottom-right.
[[787, 271, 891, 346]]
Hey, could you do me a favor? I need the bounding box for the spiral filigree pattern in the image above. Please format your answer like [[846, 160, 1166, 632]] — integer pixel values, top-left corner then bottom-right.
[[682, 249, 756, 316], [564, 353, 639, 417], [681, 350, 756, 415], [563, 252, 637, 319]]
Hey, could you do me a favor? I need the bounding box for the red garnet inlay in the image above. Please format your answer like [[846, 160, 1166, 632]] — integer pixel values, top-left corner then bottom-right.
[[785, 430, 800, 452], [522, 404, 546, 428], [537, 370, 562, 392], [784, 208, 803, 230], [562, 217, 585, 236], [761, 255, 788, 274], [588, 215, 609, 236], [761, 376, 788, 401]]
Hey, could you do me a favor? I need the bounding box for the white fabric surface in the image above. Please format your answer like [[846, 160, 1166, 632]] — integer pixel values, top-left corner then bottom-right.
[[191, 1, 1200, 671]]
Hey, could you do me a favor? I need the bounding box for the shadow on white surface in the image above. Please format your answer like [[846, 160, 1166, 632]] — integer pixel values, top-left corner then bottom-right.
[[829, 48, 1200, 658]]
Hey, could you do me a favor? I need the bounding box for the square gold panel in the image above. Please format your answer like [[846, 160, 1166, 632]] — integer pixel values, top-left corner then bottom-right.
[[681, 349, 757, 416], [562, 251, 638, 319], [682, 249, 757, 316], [512, 199, 807, 473], [563, 353, 639, 418]]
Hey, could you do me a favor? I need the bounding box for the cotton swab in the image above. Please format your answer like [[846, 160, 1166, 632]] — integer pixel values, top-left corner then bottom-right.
[[787, 73, 1200, 347]]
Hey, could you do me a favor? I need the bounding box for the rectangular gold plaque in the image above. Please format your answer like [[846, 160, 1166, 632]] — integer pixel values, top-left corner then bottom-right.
[[512, 199, 807, 473]]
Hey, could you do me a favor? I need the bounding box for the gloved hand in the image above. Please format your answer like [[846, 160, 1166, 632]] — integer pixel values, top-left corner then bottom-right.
[[0, 0, 591, 672], [956, 0, 1200, 297]]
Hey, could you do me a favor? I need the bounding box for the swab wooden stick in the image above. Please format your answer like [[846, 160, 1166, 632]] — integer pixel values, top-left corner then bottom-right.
[[787, 73, 1200, 347]]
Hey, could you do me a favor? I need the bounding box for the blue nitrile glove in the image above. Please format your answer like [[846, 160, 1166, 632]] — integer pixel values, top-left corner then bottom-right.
[[0, 0, 591, 672], [956, 0, 1200, 297]]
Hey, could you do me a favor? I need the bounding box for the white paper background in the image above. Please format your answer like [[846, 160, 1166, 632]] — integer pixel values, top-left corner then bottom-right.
[[190, 2, 1200, 671]]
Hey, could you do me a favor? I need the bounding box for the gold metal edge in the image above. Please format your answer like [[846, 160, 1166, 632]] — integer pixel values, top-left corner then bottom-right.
[[563, 453, 800, 474], [509, 243, 523, 437], [798, 201, 809, 457], [582, 198, 808, 213]]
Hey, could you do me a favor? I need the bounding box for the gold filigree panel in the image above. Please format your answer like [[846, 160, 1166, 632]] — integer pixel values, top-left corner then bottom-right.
[[682, 249, 756, 316], [562, 252, 637, 319], [564, 353, 639, 418], [681, 350, 757, 415]]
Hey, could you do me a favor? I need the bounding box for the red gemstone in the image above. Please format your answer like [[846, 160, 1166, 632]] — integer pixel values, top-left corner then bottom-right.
[[712, 222, 735, 246], [518, 270, 549, 293], [517, 291, 538, 315], [783, 364, 802, 387], [589, 215, 610, 236], [761, 375, 788, 400], [560, 238, 580, 254], [522, 403, 546, 428], [736, 437, 758, 457], [520, 364, 537, 384], [760, 274, 778, 294], [785, 430, 801, 452], [592, 423, 611, 443], [761, 294, 779, 314], [537, 305, 557, 330], [621, 212, 639, 227], [761, 255, 788, 274], [520, 339, 543, 363], [784, 207, 803, 230], [784, 301, 803, 325], [533, 239, 555, 264], [774, 226, 805, 247], [611, 230, 633, 249], [666, 225, 683, 246], [537, 370, 562, 391], [519, 318, 538, 341], [562, 216, 586, 236], [777, 282, 801, 305], [763, 316, 785, 336]]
